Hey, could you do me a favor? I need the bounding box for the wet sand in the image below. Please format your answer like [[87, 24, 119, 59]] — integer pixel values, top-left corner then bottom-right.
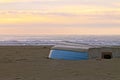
[[0, 46, 120, 80]]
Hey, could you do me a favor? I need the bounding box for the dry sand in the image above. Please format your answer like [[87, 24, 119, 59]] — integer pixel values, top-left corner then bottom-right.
[[0, 46, 120, 80]]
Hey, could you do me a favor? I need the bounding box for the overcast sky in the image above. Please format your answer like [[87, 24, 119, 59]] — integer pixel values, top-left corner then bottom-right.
[[0, 0, 120, 35]]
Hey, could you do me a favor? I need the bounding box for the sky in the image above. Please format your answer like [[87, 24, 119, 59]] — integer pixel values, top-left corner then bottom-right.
[[0, 0, 120, 35]]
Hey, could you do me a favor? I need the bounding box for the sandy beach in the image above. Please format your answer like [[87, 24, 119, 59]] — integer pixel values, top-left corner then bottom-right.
[[0, 46, 120, 80]]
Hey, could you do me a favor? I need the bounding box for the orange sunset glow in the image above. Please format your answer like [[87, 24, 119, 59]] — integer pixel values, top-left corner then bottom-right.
[[0, 0, 120, 35]]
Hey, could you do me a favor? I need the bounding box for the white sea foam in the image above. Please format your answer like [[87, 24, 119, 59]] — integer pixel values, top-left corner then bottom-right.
[[0, 35, 120, 46]]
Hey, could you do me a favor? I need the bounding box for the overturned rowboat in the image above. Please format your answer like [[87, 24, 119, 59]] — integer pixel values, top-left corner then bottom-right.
[[48, 41, 120, 60], [48, 43, 93, 60]]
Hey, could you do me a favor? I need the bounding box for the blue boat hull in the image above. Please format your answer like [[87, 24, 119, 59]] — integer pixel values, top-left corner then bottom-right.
[[49, 49, 89, 60]]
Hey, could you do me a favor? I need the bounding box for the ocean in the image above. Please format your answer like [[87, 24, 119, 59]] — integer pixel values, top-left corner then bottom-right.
[[0, 35, 120, 46]]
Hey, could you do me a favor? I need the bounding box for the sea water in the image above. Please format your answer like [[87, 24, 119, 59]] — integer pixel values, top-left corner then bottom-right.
[[0, 35, 120, 46]]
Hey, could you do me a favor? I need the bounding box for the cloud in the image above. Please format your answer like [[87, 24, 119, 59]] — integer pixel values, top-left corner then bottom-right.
[[0, 9, 120, 26], [0, 24, 120, 35], [113, 2, 120, 7], [0, 0, 15, 3], [1, 0, 119, 10], [0, 0, 120, 35], [0, 0, 64, 3]]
